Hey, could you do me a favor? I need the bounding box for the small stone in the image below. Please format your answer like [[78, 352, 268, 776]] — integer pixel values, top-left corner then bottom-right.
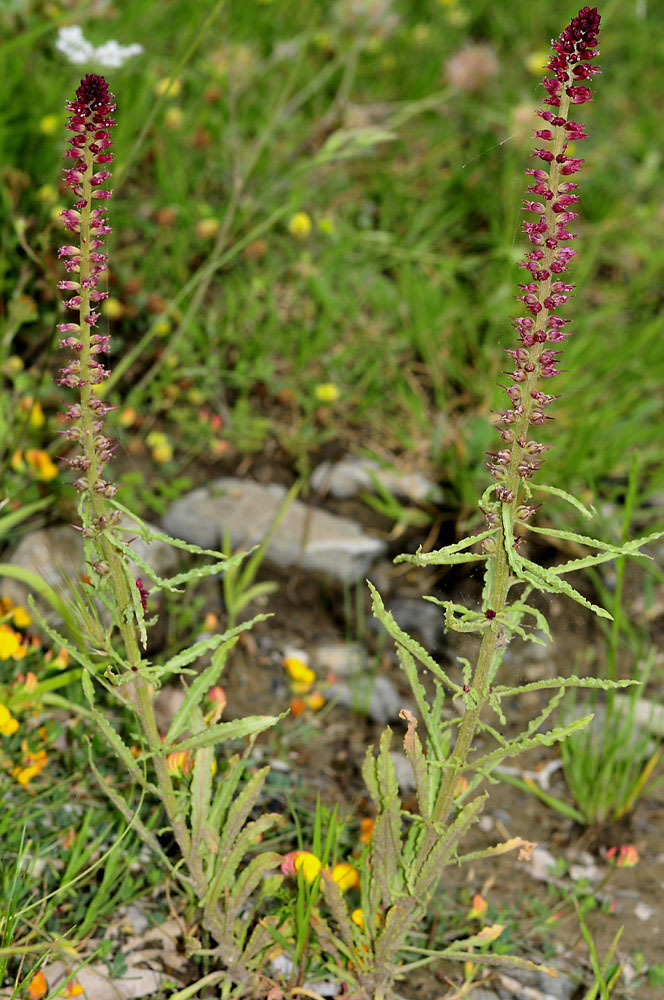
[[370, 596, 445, 652], [328, 674, 405, 724], [634, 901, 654, 921], [496, 966, 576, 1000], [163, 478, 386, 584], [310, 456, 441, 504], [311, 642, 365, 677]]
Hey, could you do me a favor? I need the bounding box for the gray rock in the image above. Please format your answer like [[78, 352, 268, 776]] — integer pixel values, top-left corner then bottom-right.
[[311, 456, 441, 503], [1, 519, 178, 618], [328, 674, 404, 724], [370, 595, 445, 651], [494, 967, 576, 1000], [311, 641, 366, 677], [162, 478, 386, 584]]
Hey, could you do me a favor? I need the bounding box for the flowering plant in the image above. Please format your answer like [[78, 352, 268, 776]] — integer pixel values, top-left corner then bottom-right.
[[46, 74, 285, 994], [310, 8, 661, 997]]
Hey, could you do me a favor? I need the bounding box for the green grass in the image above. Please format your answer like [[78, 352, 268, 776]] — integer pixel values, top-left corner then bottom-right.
[[0, 0, 663, 520]]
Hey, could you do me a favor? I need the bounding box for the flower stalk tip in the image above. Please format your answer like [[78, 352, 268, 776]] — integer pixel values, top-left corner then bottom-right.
[[58, 75, 117, 509], [486, 7, 601, 519]]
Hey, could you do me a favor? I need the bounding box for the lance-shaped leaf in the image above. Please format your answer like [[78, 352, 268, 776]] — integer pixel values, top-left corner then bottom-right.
[[205, 813, 280, 911], [165, 713, 282, 753], [414, 794, 485, 898], [529, 483, 595, 518], [471, 715, 593, 775], [369, 583, 457, 692], [227, 851, 282, 918], [166, 616, 268, 743], [502, 508, 611, 619], [395, 529, 495, 566], [320, 870, 358, 955], [81, 670, 159, 795]]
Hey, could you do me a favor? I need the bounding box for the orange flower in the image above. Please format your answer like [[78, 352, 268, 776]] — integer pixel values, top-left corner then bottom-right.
[[64, 980, 84, 997], [606, 844, 638, 868], [306, 691, 325, 711], [289, 697, 306, 717], [467, 893, 488, 920], [28, 971, 47, 1000], [166, 750, 191, 776], [454, 776, 469, 797], [359, 817, 375, 844]]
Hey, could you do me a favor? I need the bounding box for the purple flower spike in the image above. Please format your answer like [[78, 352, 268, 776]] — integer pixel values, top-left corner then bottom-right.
[[486, 8, 601, 508], [57, 75, 117, 504]]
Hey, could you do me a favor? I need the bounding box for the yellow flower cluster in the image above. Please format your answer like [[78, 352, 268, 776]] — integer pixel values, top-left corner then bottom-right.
[[0, 703, 19, 737], [283, 656, 326, 715], [12, 740, 48, 785], [11, 448, 58, 481], [292, 851, 360, 892], [0, 624, 27, 661]]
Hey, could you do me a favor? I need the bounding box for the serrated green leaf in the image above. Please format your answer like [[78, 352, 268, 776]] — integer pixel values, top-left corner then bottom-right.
[[494, 676, 636, 698], [369, 582, 456, 690], [531, 483, 595, 518], [395, 529, 495, 566], [472, 715, 593, 774], [228, 852, 282, 915], [205, 813, 280, 910], [501, 510, 612, 619], [166, 617, 268, 743], [168, 713, 282, 753]]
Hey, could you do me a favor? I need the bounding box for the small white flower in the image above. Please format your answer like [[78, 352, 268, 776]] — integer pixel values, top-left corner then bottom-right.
[[55, 25, 94, 65], [55, 24, 143, 69]]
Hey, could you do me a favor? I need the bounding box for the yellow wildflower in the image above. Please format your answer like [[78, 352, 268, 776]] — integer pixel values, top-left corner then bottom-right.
[[294, 851, 322, 883], [146, 431, 174, 464], [64, 981, 84, 998], [331, 862, 360, 892], [12, 606, 31, 629], [288, 212, 312, 240], [11, 449, 25, 472], [102, 297, 124, 319], [0, 625, 21, 660], [196, 218, 219, 239], [164, 106, 184, 129], [525, 51, 549, 75], [306, 691, 325, 711], [25, 449, 58, 482], [12, 743, 48, 785], [283, 656, 316, 693], [154, 318, 171, 337], [39, 113, 59, 135], [351, 908, 365, 930], [29, 402, 45, 429], [155, 77, 182, 99], [314, 383, 339, 404], [0, 704, 19, 737]]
